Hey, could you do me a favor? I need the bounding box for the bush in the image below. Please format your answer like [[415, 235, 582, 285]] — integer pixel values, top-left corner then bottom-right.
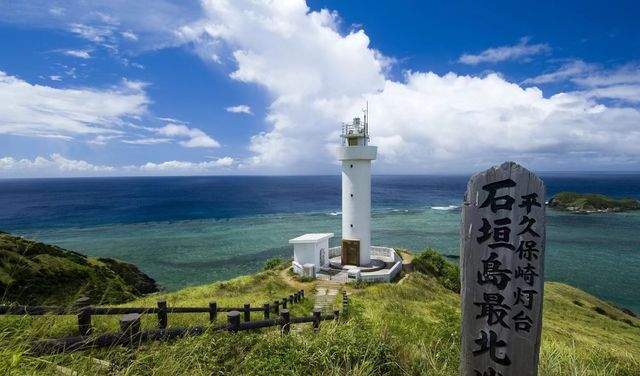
[[412, 248, 460, 293], [348, 279, 370, 289], [593, 306, 608, 316], [262, 258, 283, 271]]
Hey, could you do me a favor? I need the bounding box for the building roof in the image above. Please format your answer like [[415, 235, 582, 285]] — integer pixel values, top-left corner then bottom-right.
[[289, 233, 334, 244]]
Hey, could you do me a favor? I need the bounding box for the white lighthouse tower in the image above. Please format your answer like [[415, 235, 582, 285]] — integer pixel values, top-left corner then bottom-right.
[[336, 107, 377, 266], [289, 106, 401, 282]]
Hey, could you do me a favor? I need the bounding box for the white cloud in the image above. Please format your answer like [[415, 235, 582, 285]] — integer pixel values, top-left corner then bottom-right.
[[458, 37, 550, 65], [121, 137, 171, 145], [0, 71, 221, 150], [3, 0, 640, 174], [573, 63, 640, 87], [524, 61, 640, 104], [155, 124, 220, 148], [138, 157, 234, 172], [63, 49, 92, 59], [581, 84, 640, 103], [522, 60, 595, 85], [69, 23, 116, 44], [87, 135, 121, 145], [0, 154, 235, 177], [0, 71, 148, 139], [524, 60, 640, 87], [363, 72, 640, 170], [0, 1, 202, 56], [121, 31, 138, 40], [174, 0, 640, 173], [0, 154, 115, 175], [49, 7, 64, 16], [226, 105, 252, 114], [49, 75, 62, 81]]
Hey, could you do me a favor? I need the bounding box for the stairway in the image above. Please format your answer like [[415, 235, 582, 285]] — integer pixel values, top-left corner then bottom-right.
[[313, 280, 342, 313]]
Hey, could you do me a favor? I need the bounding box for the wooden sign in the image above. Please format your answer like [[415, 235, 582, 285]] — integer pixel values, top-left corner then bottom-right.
[[460, 161, 545, 376]]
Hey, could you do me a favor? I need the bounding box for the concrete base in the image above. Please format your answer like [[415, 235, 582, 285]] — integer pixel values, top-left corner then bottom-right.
[[325, 246, 402, 283], [329, 257, 386, 272], [293, 245, 403, 283]]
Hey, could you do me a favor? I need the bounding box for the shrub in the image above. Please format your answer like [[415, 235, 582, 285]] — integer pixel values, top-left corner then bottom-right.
[[412, 248, 460, 293], [593, 306, 607, 316], [349, 279, 370, 289], [262, 258, 283, 271]]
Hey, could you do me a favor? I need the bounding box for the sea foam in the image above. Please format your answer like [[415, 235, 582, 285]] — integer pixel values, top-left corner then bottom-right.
[[431, 205, 459, 211]]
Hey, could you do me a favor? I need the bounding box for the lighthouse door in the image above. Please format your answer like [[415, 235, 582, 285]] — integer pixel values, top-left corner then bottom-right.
[[341, 239, 360, 266]]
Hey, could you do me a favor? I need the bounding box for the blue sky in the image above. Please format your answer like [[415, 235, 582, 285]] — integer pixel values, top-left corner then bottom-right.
[[0, 0, 639, 177]]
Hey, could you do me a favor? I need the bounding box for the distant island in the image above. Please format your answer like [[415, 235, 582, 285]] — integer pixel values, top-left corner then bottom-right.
[[548, 192, 640, 213], [0, 231, 158, 305]]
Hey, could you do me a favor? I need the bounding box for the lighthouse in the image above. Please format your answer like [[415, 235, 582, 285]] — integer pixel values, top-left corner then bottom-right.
[[289, 106, 401, 282], [336, 108, 377, 266]]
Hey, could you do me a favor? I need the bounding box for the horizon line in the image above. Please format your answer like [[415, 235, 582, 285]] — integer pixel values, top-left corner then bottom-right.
[[2, 170, 640, 180]]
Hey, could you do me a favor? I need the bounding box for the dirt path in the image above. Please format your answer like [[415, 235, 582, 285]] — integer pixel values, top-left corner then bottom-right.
[[278, 267, 303, 289]]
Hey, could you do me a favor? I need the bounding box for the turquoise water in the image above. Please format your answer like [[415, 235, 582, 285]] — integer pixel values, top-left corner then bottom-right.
[[1, 175, 638, 314], [19, 206, 640, 314]]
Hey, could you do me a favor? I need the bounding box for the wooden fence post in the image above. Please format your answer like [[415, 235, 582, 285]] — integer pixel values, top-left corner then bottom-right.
[[333, 309, 340, 323], [244, 303, 251, 322], [157, 300, 168, 329], [274, 300, 280, 314], [209, 301, 217, 323], [300, 289, 304, 299], [120, 313, 141, 346], [460, 161, 546, 376], [312, 308, 321, 331], [280, 309, 290, 335], [263, 303, 270, 319], [282, 297, 287, 309], [227, 311, 240, 333], [74, 297, 91, 335], [289, 294, 294, 305]]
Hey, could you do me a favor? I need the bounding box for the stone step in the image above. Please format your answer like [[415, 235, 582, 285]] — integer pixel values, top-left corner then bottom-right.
[[313, 281, 342, 313]]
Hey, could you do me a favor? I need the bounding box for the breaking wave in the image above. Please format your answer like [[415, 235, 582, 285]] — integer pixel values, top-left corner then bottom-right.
[[431, 205, 459, 211]]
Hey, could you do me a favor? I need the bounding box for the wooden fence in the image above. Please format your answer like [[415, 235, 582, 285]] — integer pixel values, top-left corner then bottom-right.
[[30, 307, 342, 355], [1, 289, 306, 335], [1, 289, 351, 355]]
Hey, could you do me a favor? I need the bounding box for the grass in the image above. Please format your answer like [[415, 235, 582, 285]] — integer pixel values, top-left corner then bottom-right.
[[0, 251, 638, 375], [0, 232, 158, 305]]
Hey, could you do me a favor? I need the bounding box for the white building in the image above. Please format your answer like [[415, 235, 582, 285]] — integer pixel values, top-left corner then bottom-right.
[[289, 109, 402, 283], [336, 115, 377, 266], [290, 233, 334, 277]]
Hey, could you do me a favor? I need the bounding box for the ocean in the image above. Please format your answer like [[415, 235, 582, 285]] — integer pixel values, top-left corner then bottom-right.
[[0, 174, 638, 314]]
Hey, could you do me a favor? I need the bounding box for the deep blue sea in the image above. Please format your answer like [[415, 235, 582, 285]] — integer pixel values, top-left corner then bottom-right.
[[0, 174, 638, 313]]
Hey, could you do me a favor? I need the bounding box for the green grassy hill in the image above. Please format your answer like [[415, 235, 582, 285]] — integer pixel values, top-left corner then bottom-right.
[[0, 232, 158, 305], [0, 249, 638, 375], [549, 192, 640, 213]]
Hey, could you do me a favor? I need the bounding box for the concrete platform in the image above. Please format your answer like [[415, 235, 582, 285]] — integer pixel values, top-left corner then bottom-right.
[[324, 246, 403, 283], [328, 256, 386, 272]]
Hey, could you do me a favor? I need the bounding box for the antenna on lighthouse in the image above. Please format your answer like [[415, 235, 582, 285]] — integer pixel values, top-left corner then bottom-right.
[[363, 101, 369, 142]]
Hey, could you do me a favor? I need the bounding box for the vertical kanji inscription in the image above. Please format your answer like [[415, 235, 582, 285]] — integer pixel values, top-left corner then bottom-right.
[[460, 161, 546, 376]]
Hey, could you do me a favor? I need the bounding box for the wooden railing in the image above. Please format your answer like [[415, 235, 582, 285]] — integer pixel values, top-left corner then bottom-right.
[[30, 307, 343, 355], [0, 289, 306, 335], [1, 288, 351, 355]]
